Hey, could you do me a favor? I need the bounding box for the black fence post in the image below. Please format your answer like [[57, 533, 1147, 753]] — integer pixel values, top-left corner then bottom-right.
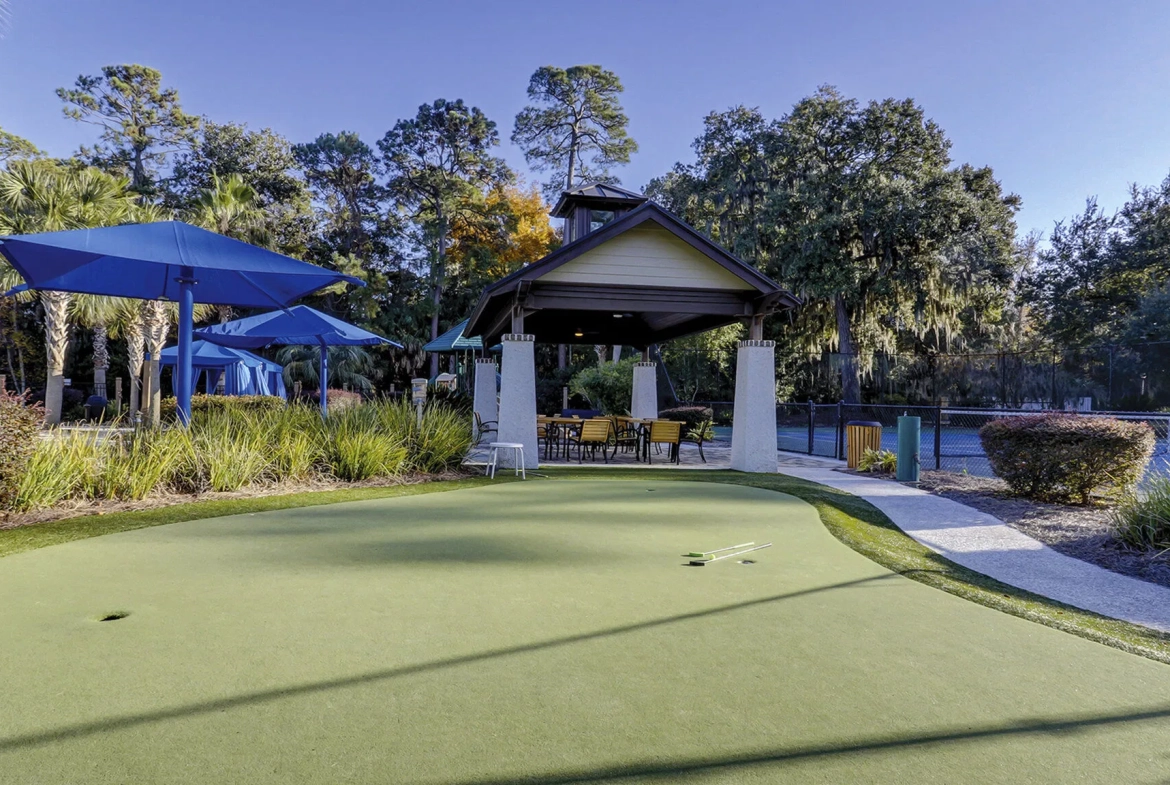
[[934, 404, 942, 470], [807, 401, 815, 455]]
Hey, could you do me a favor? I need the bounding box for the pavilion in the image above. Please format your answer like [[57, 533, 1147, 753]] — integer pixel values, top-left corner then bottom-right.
[[464, 184, 799, 471]]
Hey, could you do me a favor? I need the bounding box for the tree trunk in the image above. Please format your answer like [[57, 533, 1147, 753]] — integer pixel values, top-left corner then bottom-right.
[[558, 344, 566, 370], [93, 324, 109, 397], [41, 291, 71, 425], [566, 132, 578, 191], [430, 214, 446, 379], [143, 300, 168, 425], [126, 316, 145, 416], [594, 345, 607, 367], [835, 294, 861, 404]]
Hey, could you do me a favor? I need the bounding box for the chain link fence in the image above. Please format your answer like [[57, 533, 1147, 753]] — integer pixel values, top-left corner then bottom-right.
[[768, 402, 1170, 478]]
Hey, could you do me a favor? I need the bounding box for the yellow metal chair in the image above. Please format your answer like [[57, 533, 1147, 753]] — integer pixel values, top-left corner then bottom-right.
[[568, 418, 613, 463], [646, 420, 681, 465]]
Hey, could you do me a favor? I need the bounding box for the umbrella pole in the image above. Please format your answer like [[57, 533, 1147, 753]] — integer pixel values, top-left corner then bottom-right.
[[319, 342, 328, 418], [176, 270, 195, 426]]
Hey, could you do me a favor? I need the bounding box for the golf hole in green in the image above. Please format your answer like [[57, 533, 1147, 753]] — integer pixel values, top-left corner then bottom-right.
[[97, 611, 130, 622]]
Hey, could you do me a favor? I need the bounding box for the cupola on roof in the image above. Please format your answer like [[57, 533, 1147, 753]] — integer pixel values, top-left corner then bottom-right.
[[551, 182, 650, 244]]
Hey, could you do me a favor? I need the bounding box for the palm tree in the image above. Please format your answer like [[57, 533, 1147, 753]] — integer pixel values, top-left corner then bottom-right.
[[275, 345, 374, 396], [0, 161, 138, 423], [187, 173, 271, 324]]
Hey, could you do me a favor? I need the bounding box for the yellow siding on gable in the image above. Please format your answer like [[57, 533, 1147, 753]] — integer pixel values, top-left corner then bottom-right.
[[540, 225, 756, 290]]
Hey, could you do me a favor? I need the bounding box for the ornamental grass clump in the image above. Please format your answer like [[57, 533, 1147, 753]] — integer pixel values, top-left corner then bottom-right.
[[2, 397, 472, 513], [1111, 473, 1170, 552], [980, 413, 1154, 504], [13, 429, 103, 511]]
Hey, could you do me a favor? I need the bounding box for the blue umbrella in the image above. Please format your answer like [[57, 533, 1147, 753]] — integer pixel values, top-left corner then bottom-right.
[[0, 221, 362, 424], [194, 305, 401, 415]]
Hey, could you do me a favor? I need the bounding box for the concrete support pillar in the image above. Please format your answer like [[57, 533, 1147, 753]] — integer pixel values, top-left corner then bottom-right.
[[497, 334, 538, 469], [631, 362, 658, 420], [473, 358, 498, 441], [730, 340, 777, 473]]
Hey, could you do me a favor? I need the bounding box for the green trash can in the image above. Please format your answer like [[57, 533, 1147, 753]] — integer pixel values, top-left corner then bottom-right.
[[896, 415, 921, 482]]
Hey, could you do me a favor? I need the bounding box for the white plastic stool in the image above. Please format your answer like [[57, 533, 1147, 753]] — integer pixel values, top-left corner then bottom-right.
[[486, 442, 526, 479]]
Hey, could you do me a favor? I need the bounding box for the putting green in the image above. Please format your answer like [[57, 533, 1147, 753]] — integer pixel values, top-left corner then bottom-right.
[[2, 480, 1170, 784]]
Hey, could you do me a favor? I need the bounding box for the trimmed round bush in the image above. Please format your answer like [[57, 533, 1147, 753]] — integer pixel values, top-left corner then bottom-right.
[[979, 414, 1154, 504]]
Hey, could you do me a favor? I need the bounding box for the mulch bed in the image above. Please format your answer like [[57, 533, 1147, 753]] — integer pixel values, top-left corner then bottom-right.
[[876, 469, 1170, 589]]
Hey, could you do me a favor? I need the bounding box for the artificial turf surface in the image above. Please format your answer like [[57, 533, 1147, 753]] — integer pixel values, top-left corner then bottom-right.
[[3, 479, 1170, 783]]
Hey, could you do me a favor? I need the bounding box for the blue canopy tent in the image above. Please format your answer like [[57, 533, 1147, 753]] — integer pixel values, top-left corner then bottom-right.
[[159, 341, 287, 398], [195, 305, 400, 415], [0, 221, 361, 423]]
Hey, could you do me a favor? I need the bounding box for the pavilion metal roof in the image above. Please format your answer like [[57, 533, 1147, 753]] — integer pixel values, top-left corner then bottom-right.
[[465, 201, 799, 348], [423, 319, 483, 352]]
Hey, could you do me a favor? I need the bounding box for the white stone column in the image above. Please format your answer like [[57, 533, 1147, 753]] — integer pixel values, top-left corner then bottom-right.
[[497, 334, 539, 470], [631, 362, 658, 420], [472, 358, 498, 441], [730, 340, 777, 473]]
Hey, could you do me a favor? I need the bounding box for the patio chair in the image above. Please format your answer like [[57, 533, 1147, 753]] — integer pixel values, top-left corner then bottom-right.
[[610, 416, 641, 457], [538, 416, 560, 461], [646, 420, 681, 465], [567, 418, 613, 463], [681, 418, 713, 463], [474, 411, 498, 445]]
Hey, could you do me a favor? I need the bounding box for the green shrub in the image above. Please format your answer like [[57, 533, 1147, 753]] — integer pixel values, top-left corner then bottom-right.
[[659, 406, 714, 433], [0, 392, 43, 510], [858, 448, 897, 474], [160, 394, 285, 422], [568, 358, 635, 414], [1111, 474, 1170, 551], [980, 414, 1154, 504]]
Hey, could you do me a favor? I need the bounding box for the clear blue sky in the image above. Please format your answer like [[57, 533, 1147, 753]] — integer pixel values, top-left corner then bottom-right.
[[2, 0, 1169, 238]]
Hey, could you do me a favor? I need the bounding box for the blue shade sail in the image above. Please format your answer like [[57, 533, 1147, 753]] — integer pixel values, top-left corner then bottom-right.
[[0, 221, 363, 307]]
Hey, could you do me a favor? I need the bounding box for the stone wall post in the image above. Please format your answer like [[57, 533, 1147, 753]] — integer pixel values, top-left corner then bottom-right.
[[473, 358, 498, 442], [497, 334, 538, 469], [730, 340, 777, 473], [631, 362, 658, 420]]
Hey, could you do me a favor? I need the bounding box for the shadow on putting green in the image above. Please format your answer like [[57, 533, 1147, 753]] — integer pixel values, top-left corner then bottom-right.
[[426, 704, 1170, 784], [0, 572, 899, 753]]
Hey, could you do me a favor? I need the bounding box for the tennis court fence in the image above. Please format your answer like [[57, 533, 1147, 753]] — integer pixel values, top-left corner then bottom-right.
[[697, 401, 1170, 478]]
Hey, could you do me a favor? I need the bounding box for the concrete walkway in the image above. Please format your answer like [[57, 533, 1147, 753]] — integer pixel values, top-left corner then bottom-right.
[[778, 456, 1170, 633]]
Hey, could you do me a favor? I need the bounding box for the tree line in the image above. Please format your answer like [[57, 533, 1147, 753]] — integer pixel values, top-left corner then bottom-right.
[[4, 64, 1168, 417]]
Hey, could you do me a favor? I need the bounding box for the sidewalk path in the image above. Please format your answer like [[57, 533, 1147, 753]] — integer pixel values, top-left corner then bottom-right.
[[778, 456, 1170, 633]]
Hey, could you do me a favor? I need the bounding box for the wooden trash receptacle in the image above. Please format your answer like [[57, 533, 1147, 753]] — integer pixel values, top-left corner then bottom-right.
[[846, 421, 883, 468]]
